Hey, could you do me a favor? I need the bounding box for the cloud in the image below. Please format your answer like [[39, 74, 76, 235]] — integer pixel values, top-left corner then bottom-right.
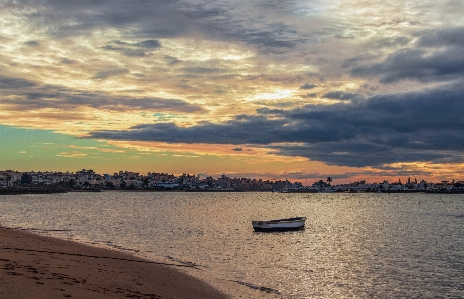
[[24, 40, 39, 47], [135, 40, 161, 49], [178, 67, 225, 74], [299, 83, 317, 90], [87, 81, 464, 167], [92, 68, 130, 79], [417, 26, 464, 48], [56, 151, 89, 158], [0, 86, 204, 113], [11, 1, 309, 54], [348, 26, 464, 83], [371, 36, 411, 49], [322, 91, 364, 101], [101, 39, 161, 57], [61, 58, 77, 64], [3, 0, 464, 179], [0, 76, 37, 89]]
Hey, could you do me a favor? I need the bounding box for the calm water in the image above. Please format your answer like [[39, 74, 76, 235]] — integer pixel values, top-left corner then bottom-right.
[[1, 192, 463, 298]]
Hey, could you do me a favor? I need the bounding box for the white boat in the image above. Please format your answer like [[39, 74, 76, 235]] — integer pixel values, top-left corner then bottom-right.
[[252, 217, 306, 232]]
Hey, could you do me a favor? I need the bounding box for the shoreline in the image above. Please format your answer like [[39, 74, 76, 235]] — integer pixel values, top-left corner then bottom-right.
[[0, 226, 236, 299], [2, 187, 464, 195]]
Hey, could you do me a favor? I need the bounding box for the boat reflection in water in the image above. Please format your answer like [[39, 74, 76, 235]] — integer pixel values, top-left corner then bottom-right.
[[252, 217, 306, 232]]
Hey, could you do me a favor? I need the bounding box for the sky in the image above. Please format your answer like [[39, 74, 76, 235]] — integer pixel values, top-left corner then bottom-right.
[[1, 0, 464, 184]]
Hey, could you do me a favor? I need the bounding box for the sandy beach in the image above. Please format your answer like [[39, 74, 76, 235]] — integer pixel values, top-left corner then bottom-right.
[[0, 226, 231, 299]]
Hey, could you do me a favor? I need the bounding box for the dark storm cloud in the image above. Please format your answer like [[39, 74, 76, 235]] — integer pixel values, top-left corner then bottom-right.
[[0, 75, 37, 89], [134, 40, 161, 49], [175, 1, 303, 51], [417, 26, 464, 48], [351, 48, 464, 83], [349, 26, 464, 83], [0, 87, 204, 113], [87, 82, 464, 167], [14, 1, 306, 53], [274, 140, 453, 167], [299, 83, 317, 90], [322, 91, 364, 101], [7, 0, 207, 45], [300, 93, 318, 99], [91, 116, 292, 144], [237, 26, 299, 49]]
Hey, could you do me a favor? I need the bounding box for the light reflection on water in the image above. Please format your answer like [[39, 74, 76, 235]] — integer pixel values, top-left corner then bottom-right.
[[1, 192, 463, 298]]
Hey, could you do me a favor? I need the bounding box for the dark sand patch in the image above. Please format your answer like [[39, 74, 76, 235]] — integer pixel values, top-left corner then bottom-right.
[[0, 226, 230, 299]]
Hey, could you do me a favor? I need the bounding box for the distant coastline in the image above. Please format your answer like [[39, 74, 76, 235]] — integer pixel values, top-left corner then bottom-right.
[[1, 169, 463, 194], [2, 186, 463, 195]]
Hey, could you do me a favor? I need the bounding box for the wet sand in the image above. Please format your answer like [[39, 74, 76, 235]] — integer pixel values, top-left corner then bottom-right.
[[0, 226, 230, 299]]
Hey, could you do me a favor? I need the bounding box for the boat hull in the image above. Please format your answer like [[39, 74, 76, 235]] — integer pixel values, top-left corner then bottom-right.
[[252, 217, 306, 232]]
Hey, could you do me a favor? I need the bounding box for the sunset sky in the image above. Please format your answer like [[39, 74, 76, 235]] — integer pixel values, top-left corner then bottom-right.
[[1, 0, 464, 184]]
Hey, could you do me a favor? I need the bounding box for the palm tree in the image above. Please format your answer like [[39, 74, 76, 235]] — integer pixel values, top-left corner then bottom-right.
[[327, 177, 332, 185], [6, 175, 12, 188]]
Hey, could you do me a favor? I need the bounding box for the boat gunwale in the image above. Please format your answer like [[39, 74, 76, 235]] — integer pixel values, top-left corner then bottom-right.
[[252, 217, 306, 225]]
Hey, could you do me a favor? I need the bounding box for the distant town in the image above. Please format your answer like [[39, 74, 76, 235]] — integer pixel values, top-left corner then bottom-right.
[[1, 169, 463, 194]]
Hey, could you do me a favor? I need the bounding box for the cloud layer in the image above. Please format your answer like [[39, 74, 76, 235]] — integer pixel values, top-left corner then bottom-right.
[[349, 27, 464, 84], [1, 0, 464, 179], [89, 80, 464, 167]]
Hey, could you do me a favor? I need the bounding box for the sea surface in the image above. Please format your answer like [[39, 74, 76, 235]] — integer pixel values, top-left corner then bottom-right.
[[1, 192, 463, 298]]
